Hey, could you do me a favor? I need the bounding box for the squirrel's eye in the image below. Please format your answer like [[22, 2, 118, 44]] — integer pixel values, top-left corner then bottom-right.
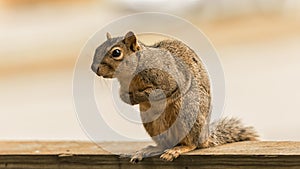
[[112, 49, 121, 57], [111, 47, 123, 60]]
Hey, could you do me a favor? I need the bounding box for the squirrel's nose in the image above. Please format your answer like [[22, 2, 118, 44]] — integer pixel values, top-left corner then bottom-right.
[[91, 63, 99, 74]]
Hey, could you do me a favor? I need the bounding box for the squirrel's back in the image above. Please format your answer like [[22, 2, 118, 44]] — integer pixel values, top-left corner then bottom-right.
[[151, 39, 210, 95]]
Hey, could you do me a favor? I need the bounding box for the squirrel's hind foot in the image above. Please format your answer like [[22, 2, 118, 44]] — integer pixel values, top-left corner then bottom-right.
[[120, 145, 197, 163], [160, 145, 196, 161], [119, 152, 143, 164], [120, 145, 164, 164]]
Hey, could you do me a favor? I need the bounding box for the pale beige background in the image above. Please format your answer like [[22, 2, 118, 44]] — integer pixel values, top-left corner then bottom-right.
[[0, 0, 300, 141]]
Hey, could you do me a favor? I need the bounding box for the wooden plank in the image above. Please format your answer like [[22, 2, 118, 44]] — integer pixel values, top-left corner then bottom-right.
[[188, 141, 300, 155], [0, 141, 300, 169], [1, 141, 300, 155]]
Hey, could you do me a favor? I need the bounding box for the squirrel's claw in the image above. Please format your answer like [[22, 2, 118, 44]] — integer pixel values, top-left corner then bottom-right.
[[130, 154, 143, 164], [119, 152, 143, 163]]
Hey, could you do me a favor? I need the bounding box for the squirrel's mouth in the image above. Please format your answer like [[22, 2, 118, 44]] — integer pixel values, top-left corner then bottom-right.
[[97, 63, 115, 78], [91, 62, 115, 78]]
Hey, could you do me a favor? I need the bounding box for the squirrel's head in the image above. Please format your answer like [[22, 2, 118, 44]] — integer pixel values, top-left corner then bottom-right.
[[91, 31, 142, 78]]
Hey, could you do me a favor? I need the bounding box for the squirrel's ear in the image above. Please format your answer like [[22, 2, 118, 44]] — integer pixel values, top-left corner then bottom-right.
[[124, 31, 140, 52], [106, 32, 112, 40]]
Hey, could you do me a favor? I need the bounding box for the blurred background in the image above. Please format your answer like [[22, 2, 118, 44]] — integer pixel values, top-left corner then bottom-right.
[[0, 0, 300, 141]]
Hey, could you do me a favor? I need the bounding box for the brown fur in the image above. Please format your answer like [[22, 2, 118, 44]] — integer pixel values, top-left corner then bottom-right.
[[91, 31, 259, 163]]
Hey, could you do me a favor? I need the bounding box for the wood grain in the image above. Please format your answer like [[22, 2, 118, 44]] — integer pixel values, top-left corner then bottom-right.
[[0, 141, 300, 168]]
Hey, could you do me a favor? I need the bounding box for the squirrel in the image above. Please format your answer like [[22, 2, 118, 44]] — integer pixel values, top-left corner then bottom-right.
[[91, 31, 258, 163]]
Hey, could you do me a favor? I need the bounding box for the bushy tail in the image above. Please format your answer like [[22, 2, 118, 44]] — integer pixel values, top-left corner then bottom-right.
[[206, 118, 259, 147]]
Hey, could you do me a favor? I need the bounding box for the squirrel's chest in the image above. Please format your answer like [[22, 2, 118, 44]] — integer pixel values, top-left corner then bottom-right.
[[139, 99, 180, 137]]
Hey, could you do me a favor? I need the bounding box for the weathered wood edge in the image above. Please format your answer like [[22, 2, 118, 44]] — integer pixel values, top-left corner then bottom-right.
[[1, 141, 300, 155], [0, 154, 300, 168], [0, 141, 300, 168]]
